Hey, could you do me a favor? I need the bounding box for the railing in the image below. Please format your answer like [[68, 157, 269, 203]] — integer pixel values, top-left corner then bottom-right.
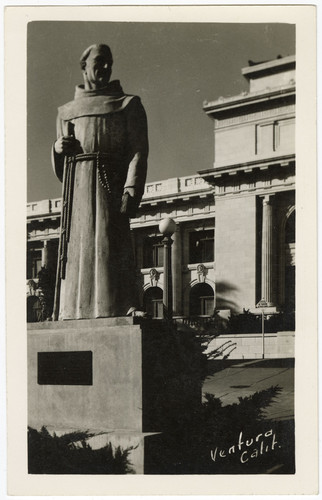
[[143, 175, 209, 199], [173, 316, 217, 328]]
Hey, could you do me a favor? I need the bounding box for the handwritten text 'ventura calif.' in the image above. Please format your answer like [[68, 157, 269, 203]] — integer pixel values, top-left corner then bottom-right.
[[210, 429, 280, 464]]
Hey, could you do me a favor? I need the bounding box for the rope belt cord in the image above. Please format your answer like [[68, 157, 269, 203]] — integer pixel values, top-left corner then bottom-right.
[[71, 152, 124, 193], [73, 152, 111, 161]]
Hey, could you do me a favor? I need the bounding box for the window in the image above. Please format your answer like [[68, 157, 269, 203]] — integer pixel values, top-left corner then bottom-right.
[[143, 287, 163, 318], [200, 296, 215, 316], [189, 283, 214, 317], [189, 230, 214, 264], [143, 236, 164, 268], [27, 248, 42, 279]]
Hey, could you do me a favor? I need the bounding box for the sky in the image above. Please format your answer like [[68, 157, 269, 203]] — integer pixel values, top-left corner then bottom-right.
[[27, 21, 295, 202]]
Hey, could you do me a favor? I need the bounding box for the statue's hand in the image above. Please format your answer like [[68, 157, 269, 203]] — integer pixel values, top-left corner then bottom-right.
[[120, 191, 137, 218], [54, 136, 81, 155]]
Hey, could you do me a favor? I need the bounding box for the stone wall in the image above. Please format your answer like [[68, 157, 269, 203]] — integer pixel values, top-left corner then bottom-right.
[[207, 331, 295, 359], [215, 194, 257, 312]]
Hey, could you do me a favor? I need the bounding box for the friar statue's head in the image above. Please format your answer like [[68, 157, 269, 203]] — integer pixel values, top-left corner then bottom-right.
[[80, 44, 113, 90]]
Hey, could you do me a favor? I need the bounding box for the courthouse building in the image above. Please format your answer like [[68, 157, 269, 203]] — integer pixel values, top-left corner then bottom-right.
[[27, 55, 295, 348]]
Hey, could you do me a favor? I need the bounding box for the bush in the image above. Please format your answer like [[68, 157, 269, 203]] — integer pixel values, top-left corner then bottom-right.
[[28, 427, 134, 474], [225, 311, 295, 334], [145, 385, 295, 474]]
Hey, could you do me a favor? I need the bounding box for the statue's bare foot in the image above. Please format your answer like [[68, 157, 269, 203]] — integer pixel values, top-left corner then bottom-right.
[[133, 310, 147, 317], [126, 307, 147, 317]]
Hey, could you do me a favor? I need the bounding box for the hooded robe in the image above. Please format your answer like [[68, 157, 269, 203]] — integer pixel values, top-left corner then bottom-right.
[[52, 81, 148, 319]]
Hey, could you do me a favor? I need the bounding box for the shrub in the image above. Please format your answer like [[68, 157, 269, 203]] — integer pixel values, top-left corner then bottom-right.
[[28, 427, 134, 474], [145, 385, 295, 474]]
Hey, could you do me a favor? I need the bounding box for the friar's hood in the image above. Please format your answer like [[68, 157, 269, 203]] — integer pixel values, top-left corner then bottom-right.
[[58, 80, 136, 120]]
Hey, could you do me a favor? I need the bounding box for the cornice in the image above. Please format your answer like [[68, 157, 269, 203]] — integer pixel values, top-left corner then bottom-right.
[[139, 188, 214, 209], [242, 55, 295, 79], [198, 154, 295, 179], [27, 214, 61, 224], [203, 86, 295, 116]]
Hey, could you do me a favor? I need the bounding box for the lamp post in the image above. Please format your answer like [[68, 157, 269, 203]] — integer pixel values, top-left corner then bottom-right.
[[256, 298, 268, 359], [159, 218, 176, 321]]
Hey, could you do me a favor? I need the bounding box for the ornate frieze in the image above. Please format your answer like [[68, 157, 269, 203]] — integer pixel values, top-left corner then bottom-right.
[[215, 105, 295, 129]]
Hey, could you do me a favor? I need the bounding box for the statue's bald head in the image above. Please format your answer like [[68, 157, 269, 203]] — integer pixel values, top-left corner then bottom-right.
[[80, 44, 113, 70], [80, 44, 113, 90]]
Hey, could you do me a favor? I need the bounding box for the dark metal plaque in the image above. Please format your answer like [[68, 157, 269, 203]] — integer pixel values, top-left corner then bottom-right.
[[37, 351, 93, 385]]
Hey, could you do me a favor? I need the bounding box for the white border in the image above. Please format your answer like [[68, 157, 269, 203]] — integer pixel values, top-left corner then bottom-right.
[[4, 4, 318, 496]]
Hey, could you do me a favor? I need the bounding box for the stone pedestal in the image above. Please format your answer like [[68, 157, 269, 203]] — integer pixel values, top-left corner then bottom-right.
[[28, 317, 144, 430], [28, 318, 157, 473], [27, 317, 201, 473], [28, 317, 152, 473]]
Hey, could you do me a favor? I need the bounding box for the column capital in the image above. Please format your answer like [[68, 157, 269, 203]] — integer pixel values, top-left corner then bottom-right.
[[260, 193, 275, 205]]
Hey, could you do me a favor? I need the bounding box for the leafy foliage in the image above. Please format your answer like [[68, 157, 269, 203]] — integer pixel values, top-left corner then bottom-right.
[[28, 427, 134, 474], [178, 309, 296, 335], [225, 311, 295, 334], [176, 314, 237, 361], [141, 322, 294, 474], [145, 384, 294, 474]]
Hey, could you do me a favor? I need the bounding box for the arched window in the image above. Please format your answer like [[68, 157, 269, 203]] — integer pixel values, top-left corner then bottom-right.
[[189, 283, 214, 317], [143, 287, 163, 318]]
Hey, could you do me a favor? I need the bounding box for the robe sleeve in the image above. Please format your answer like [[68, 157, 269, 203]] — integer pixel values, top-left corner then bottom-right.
[[51, 114, 66, 183], [123, 96, 149, 209]]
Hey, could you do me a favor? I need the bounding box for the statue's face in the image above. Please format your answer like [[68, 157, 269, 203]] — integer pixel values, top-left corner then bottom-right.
[[83, 47, 112, 88]]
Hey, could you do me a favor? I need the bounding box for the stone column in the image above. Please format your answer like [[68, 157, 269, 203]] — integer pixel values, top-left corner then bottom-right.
[[41, 240, 48, 268], [172, 223, 182, 316], [261, 195, 275, 306]]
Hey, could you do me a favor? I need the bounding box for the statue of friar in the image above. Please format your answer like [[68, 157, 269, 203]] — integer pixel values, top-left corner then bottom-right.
[[52, 44, 148, 320]]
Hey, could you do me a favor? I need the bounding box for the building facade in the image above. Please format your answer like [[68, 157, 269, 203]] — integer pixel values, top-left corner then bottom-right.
[[199, 55, 295, 316], [27, 56, 295, 331]]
